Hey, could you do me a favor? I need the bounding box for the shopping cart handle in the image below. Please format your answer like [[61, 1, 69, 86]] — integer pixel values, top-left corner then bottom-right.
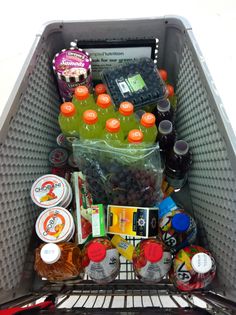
[[0, 300, 55, 315]]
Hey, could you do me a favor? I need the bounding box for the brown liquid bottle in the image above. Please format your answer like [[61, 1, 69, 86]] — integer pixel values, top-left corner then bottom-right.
[[34, 243, 83, 281]]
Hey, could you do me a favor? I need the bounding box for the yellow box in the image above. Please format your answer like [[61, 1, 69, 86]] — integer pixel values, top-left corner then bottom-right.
[[107, 205, 158, 238]]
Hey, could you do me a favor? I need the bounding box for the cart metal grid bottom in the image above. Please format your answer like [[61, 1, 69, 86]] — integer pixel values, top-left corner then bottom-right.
[[3, 282, 236, 315]]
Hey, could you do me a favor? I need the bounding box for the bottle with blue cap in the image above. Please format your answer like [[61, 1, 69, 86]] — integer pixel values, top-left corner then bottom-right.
[[159, 197, 197, 253]]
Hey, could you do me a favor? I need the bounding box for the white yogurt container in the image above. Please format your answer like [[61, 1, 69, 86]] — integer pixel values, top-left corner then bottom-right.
[[35, 207, 75, 243], [31, 174, 72, 209]]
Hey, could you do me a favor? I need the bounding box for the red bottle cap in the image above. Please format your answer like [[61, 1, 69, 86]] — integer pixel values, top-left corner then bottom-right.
[[119, 101, 134, 116], [95, 83, 106, 95], [87, 242, 106, 262], [128, 129, 143, 143], [144, 242, 163, 263], [74, 86, 89, 100], [105, 118, 120, 133], [141, 113, 156, 127], [97, 94, 112, 109]]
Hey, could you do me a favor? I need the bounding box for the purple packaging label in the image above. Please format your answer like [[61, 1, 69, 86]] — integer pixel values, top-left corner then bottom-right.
[[57, 75, 92, 101], [53, 48, 93, 101], [53, 49, 91, 77]]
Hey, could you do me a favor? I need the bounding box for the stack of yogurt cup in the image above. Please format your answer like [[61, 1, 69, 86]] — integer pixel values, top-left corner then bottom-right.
[[31, 174, 74, 243]]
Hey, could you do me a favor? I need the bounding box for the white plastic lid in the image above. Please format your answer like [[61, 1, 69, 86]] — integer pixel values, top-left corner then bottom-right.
[[35, 207, 74, 243], [174, 140, 189, 155], [30, 175, 66, 208], [157, 99, 171, 112], [40, 243, 61, 264], [158, 120, 173, 135], [191, 253, 212, 274]]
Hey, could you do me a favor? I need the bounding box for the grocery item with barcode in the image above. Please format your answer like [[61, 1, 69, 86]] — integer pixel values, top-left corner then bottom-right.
[[82, 238, 120, 284], [101, 58, 166, 111]]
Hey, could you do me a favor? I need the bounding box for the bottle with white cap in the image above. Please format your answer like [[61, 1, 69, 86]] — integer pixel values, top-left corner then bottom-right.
[[169, 245, 216, 291], [164, 140, 192, 191], [34, 243, 84, 281]]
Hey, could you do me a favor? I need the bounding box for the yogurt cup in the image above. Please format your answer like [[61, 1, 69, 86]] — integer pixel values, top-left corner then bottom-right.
[[35, 207, 75, 243], [31, 175, 67, 208], [53, 48, 92, 101]]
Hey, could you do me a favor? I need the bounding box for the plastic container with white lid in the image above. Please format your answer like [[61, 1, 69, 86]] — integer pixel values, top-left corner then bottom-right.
[[31, 174, 72, 209], [35, 207, 75, 243]]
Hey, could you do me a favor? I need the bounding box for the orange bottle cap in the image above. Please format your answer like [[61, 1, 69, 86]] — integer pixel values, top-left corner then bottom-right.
[[141, 113, 156, 127], [105, 118, 120, 133], [83, 110, 98, 124], [60, 102, 76, 117], [144, 242, 163, 263], [74, 86, 89, 100], [128, 129, 143, 143], [97, 94, 112, 109], [95, 83, 106, 95], [87, 242, 106, 262], [119, 102, 134, 116]]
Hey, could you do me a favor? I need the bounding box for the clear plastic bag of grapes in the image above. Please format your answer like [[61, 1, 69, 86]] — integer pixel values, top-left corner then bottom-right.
[[73, 140, 163, 207]]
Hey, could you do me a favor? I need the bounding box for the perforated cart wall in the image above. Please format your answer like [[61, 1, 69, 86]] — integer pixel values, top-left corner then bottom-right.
[[0, 17, 236, 314]]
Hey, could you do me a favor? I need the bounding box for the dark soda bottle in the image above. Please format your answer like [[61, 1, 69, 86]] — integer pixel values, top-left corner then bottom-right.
[[155, 99, 173, 126], [157, 120, 176, 152], [164, 140, 192, 191]]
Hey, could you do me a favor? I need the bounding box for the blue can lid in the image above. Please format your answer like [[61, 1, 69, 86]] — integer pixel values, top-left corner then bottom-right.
[[159, 197, 178, 218], [172, 213, 190, 232]]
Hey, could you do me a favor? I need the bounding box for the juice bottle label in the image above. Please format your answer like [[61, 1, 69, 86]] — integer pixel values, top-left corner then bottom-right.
[[138, 251, 172, 281], [173, 246, 216, 291], [160, 210, 197, 253], [86, 249, 119, 281]]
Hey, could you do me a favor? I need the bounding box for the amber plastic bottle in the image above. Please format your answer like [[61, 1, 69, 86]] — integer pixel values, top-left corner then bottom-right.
[[34, 243, 83, 281]]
